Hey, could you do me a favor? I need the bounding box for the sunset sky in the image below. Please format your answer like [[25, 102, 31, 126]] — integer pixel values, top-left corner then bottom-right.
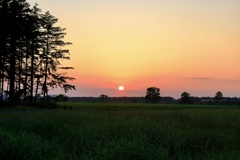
[[28, 0, 240, 98]]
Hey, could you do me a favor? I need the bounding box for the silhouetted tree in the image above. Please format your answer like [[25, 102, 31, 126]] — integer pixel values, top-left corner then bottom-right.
[[179, 92, 191, 104], [215, 91, 223, 103], [145, 87, 161, 103], [100, 94, 108, 101], [0, 0, 75, 106], [54, 94, 68, 102], [0, 0, 10, 101], [40, 11, 75, 101], [2, 0, 31, 106]]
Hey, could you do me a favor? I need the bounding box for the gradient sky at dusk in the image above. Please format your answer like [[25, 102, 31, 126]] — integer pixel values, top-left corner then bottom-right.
[[28, 0, 240, 98]]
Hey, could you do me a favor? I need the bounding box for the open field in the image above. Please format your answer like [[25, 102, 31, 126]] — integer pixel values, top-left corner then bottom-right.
[[0, 103, 240, 159], [58, 102, 240, 110]]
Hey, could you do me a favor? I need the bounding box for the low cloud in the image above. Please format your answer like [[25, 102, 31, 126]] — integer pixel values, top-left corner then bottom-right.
[[177, 77, 212, 80]]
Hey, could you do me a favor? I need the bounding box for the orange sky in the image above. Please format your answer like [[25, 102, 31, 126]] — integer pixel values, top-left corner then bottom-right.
[[28, 0, 240, 98]]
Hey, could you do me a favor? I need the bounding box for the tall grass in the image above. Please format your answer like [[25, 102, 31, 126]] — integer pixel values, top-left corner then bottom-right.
[[0, 105, 240, 159]]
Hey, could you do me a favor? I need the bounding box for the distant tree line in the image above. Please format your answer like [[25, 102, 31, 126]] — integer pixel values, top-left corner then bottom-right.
[[67, 96, 240, 105], [65, 88, 240, 105], [0, 0, 75, 106], [178, 91, 240, 105], [144, 87, 239, 105]]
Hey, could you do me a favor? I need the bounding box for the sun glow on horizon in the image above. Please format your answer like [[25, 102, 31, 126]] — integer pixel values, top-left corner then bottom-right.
[[119, 86, 124, 91]]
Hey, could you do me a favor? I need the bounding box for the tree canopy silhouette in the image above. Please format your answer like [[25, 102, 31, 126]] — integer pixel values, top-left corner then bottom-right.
[[0, 0, 75, 106], [145, 87, 161, 103], [179, 92, 191, 104], [215, 91, 223, 103]]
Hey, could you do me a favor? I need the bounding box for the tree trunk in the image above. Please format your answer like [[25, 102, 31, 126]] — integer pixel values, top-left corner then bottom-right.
[[30, 47, 34, 103], [9, 44, 16, 106]]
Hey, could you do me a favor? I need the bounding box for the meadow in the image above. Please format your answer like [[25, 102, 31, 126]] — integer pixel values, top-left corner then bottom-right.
[[0, 103, 240, 160]]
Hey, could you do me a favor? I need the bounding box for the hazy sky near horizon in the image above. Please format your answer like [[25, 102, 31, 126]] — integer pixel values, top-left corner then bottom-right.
[[28, 0, 240, 98]]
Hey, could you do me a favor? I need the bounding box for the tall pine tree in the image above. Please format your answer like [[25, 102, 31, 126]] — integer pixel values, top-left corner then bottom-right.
[[0, 0, 75, 106]]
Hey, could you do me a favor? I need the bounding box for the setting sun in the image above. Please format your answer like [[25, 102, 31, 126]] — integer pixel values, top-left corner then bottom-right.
[[119, 86, 124, 91]]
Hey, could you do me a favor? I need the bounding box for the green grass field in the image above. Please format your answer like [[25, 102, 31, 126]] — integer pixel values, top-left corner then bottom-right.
[[0, 103, 240, 159]]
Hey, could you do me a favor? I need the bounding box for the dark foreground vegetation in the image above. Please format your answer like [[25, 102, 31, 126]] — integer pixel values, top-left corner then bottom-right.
[[0, 103, 240, 159]]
